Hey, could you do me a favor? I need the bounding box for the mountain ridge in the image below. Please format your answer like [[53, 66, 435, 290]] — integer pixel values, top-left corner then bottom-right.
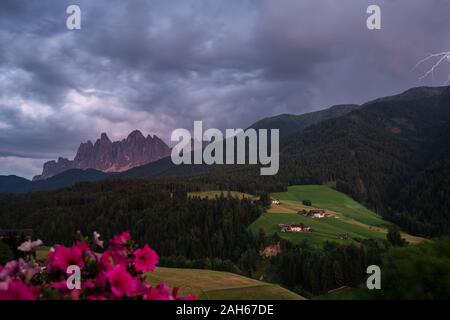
[[33, 130, 171, 181], [249, 104, 359, 138]]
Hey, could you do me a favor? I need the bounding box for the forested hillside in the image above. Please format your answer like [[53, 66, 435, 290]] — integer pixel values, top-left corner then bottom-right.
[[0, 179, 389, 296], [178, 86, 450, 237], [0, 181, 260, 264], [278, 86, 450, 236], [249, 104, 359, 138]]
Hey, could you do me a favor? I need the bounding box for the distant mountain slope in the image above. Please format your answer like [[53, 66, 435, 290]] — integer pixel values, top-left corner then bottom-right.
[[364, 86, 447, 105], [249, 104, 359, 138], [0, 175, 32, 193], [0, 169, 111, 193], [31, 169, 111, 192]]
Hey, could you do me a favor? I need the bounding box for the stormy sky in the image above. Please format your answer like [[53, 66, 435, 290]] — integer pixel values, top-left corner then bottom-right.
[[1, 0, 449, 178]]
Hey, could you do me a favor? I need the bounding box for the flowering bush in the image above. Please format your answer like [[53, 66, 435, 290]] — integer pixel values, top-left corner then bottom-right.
[[0, 231, 195, 300]]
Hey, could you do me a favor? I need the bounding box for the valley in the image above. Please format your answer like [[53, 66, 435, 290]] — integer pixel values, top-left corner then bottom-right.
[[0, 86, 448, 300]]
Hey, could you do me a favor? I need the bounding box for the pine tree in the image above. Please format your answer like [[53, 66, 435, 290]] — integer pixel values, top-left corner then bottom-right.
[[387, 226, 406, 247]]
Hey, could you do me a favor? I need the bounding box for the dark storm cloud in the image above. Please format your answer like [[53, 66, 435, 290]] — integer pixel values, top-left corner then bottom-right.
[[1, 0, 449, 178]]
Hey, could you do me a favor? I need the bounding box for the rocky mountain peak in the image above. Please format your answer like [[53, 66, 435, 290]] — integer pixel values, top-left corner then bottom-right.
[[128, 130, 144, 139], [33, 130, 171, 181], [97, 133, 112, 146]]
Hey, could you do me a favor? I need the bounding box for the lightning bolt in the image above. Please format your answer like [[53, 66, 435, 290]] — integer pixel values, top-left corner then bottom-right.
[[412, 51, 450, 84]]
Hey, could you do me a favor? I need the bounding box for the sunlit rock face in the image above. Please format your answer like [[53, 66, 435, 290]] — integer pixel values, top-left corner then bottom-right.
[[33, 130, 170, 180]]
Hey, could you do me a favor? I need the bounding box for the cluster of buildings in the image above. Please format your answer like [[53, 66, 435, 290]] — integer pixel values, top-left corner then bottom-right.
[[278, 223, 312, 233], [298, 209, 332, 219]]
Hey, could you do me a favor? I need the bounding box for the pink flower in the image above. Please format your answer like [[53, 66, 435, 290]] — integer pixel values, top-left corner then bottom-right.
[[143, 283, 172, 300], [108, 232, 131, 265], [76, 241, 90, 252], [110, 231, 130, 247], [0, 260, 19, 279], [99, 251, 114, 271], [105, 264, 137, 298], [172, 287, 196, 300], [17, 239, 43, 252], [93, 231, 104, 248], [0, 279, 38, 300], [82, 279, 96, 290], [178, 294, 196, 300], [87, 294, 108, 300], [0, 281, 8, 291], [49, 245, 84, 271], [94, 270, 108, 289], [51, 280, 70, 293], [134, 245, 159, 272], [0, 231, 194, 300], [69, 289, 81, 300], [0, 259, 39, 282]]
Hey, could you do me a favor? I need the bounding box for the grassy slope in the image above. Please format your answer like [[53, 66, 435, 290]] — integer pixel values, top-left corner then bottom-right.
[[250, 185, 424, 247], [147, 267, 305, 300], [251, 211, 385, 247], [272, 185, 385, 226]]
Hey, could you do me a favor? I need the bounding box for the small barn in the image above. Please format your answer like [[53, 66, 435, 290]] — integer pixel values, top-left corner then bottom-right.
[[272, 199, 281, 205]]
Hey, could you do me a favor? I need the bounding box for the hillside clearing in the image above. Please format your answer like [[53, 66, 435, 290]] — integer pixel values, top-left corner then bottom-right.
[[252, 185, 425, 246], [188, 190, 258, 200]]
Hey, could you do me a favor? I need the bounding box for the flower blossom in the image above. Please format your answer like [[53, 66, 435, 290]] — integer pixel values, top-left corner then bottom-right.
[[93, 231, 104, 248], [0, 279, 38, 300], [134, 244, 159, 272], [0, 231, 195, 300], [109, 231, 130, 247], [48, 245, 84, 271], [105, 264, 138, 298], [17, 239, 43, 252], [0, 259, 39, 282]]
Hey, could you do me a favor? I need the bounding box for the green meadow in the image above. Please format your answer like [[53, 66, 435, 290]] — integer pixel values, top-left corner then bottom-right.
[[271, 185, 386, 227], [250, 185, 424, 247]]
